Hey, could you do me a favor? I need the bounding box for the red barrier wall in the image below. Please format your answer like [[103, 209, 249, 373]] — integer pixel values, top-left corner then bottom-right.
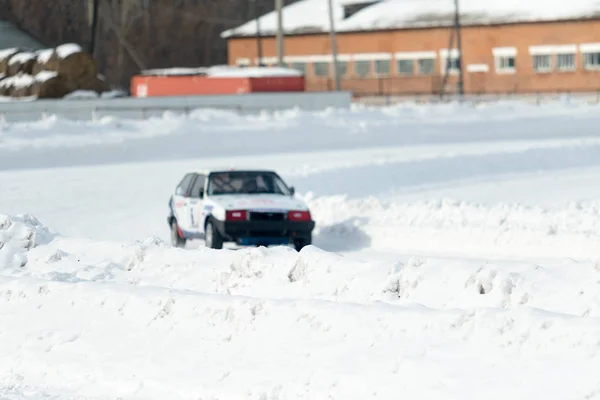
[[131, 76, 305, 97]]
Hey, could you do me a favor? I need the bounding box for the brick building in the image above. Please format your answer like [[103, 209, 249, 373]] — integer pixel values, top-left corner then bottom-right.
[[221, 0, 600, 96]]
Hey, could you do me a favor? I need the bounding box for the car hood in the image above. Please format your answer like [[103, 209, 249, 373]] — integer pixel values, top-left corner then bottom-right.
[[210, 194, 309, 211]]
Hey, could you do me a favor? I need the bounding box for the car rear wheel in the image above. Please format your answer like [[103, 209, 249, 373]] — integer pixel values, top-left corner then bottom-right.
[[171, 220, 186, 248], [205, 219, 224, 249], [293, 235, 311, 252]]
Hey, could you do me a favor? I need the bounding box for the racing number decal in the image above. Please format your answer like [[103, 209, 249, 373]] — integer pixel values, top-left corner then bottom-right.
[[189, 201, 204, 229], [190, 207, 197, 228]]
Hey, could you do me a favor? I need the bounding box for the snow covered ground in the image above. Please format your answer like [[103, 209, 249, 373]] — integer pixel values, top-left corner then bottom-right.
[[2, 100, 600, 399]]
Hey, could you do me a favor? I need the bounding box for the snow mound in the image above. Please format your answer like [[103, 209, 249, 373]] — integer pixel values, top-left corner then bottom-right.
[[34, 71, 58, 83], [1, 233, 600, 397], [207, 66, 302, 78], [55, 43, 83, 59], [0, 73, 35, 89], [7, 52, 35, 65], [141, 65, 302, 78], [0, 48, 19, 60], [8, 234, 600, 318], [35, 48, 55, 64], [0, 215, 55, 270], [141, 67, 209, 76], [310, 196, 600, 259]]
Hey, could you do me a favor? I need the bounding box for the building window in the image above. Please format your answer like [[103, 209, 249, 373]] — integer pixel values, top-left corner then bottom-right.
[[418, 58, 435, 74], [236, 58, 250, 67], [492, 47, 517, 74], [445, 56, 461, 73], [495, 56, 515, 73], [396, 59, 414, 75], [335, 61, 348, 76], [290, 62, 306, 74], [583, 52, 600, 70], [374, 59, 390, 75], [440, 49, 461, 74], [556, 53, 575, 71], [533, 54, 552, 72], [313, 62, 329, 77], [354, 60, 371, 77]]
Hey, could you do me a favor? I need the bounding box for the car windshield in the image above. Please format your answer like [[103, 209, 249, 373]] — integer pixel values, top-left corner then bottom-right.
[[206, 171, 292, 196]]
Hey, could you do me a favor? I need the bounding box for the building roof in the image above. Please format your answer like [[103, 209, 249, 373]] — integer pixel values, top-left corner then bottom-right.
[[221, 0, 600, 38], [221, 0, 367, 38], [0, 20, 44, 50]]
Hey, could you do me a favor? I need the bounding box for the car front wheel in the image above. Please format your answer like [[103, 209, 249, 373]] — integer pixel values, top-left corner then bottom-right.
[[171, 220, 186, 248], [205, 219, 224, 250]]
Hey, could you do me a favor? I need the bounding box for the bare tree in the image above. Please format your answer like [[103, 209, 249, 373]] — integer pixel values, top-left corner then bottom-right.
[[0, 0, 295, 90]]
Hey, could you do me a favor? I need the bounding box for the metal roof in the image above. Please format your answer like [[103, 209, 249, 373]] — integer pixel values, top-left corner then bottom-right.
[[221, 0, 600, 38], [0, 20, 44, 51]]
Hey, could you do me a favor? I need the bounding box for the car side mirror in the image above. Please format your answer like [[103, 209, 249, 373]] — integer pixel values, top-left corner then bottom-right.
[[199, 189, 204, 199], [289, 186, 295, 196]]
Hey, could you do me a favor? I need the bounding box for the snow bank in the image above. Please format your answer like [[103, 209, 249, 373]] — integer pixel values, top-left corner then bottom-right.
[[7, 51, 35, 65], [0, 48, 19, 60], [0, 73, 34, 89], [141, 65, 302, 78], [2, 99, 600, 171], [35, 48, 55, 64], [1, 220, 599, 398], [34, 71, 58, 83], [207, 66, 302, 77], [141, 67, 209, 76], [0, 214, 55, 271], [55, 43, 83, 59], [17, 238, 600, 316], [310, 196, 600, 259]]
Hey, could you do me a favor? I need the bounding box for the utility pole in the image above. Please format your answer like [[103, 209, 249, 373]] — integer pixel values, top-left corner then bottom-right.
[[454, 0, 464, 97], [89, 0, 100, 56], [253, 0, 263, 66], [275, 0, 284, 66], [327, 0, 341, 91]]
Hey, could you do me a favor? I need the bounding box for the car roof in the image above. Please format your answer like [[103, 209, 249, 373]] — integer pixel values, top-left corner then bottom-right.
[[190, 168, 278, 176]]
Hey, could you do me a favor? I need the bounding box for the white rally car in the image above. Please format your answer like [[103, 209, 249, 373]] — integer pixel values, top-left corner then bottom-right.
[[166, 169, 315, 251]]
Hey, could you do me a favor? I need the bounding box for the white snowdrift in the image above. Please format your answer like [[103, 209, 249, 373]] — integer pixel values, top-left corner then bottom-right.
[[0, 214, 55, 271], [7, 52, 35, 65], [1, 214, 600, 399], [207, 66, 302, 78], [55, 43, 83, 59], [2, 99, 600, 171], [141, 65, 302, 78], [310, 195, 600, 259]]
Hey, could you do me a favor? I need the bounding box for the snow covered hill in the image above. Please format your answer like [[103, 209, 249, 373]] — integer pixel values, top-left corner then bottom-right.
[[2, 100, 600, 399], [1, 214, 600, 400]]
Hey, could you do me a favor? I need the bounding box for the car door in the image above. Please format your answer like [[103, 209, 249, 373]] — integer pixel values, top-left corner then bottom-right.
[[187, 174, 207, 235], [171, 173, 195, 231]]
